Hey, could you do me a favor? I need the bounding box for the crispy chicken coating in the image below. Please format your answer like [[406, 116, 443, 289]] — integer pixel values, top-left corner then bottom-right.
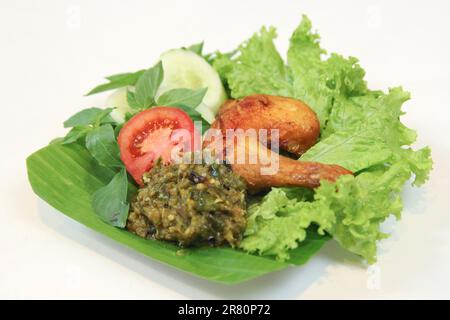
[[214, 94, 320, 156], [226, 134, 352, 193], [206, 94, 352, 193]]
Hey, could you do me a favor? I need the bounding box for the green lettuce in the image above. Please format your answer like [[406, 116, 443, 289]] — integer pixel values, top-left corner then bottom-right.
[[315, 163, 410, 263], [213, 16, 368, 127], [241, 189, 334, 261], [241, 157, 430, 263], [215, 15, 432, 263], [213, 27, 294, 99]]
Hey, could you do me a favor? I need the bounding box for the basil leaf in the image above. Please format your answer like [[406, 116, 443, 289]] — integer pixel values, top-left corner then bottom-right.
[[86, 70, 145, 96], [126, 89, 140, 110], [92, 168, 130, 228], [105, 71, 144, 82], [62, 126, 92, 144], [186, 41, 204, 55], [172, 105, 210, 132], [124, 112, 134, 122], [114, 123, 123, 138], [64, 107, 114, 128], [157, 88, 207, 109], [134, 62, 164, 109], [94, 108, 116, 126], [85, 124, 123, 168], [156, 88, 209, 131]]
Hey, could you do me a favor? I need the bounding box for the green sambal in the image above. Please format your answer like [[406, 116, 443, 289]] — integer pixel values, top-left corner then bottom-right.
[[127, 161, 247, 247]]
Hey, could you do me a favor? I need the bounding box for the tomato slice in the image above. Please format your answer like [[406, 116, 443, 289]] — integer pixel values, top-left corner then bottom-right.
[[118, 107, 196, 186]]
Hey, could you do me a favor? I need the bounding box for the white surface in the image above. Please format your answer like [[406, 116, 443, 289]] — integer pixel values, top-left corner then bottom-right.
[[1, 0, 449, 299]]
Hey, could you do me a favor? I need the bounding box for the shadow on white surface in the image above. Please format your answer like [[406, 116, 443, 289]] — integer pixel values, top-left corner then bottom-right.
[[37, 199, 361, 299]]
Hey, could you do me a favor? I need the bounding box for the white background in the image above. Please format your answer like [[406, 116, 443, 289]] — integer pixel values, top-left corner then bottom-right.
[[1, 0, 449, 299]]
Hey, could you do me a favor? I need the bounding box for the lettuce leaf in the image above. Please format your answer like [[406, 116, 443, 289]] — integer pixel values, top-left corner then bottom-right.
[[302, 87, 432, 185], [315, 163, 410, 263], [218, 16, 433, 262], [241, 189, 334, 261], [214, 15, 368, 128], [213, 27, 294, 99], [241, 160, 428, 263]]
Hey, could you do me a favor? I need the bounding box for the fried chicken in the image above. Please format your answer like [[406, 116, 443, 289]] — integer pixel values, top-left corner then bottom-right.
[[225, 134, 352, 193], [205, 94, 352, 193], [213, 94, 320, 156]]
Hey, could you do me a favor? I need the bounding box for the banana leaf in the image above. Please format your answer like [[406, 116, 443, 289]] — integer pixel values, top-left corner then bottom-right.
[[26, 142, 329, 283]]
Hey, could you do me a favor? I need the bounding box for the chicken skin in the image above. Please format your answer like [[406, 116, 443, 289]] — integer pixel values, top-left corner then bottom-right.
[[205, 94, 352, 193], [225, 134, 352, 193], [213, 94, 320, 156]]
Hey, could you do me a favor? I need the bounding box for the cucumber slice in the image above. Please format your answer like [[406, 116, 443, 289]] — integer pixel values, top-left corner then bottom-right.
[[157, 49, 227, 123], [104, 49, 227, 124], [104, 87, 132, 123]]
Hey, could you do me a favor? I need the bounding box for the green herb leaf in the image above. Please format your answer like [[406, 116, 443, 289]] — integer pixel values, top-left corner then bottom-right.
[[157, 88, 207, 109], [86, 70, 145, 96], [105, 71, 144, 82], [94, 108, 116, 126], [63, 107, 114, 128], [92, 168, 130, 228], [134, 62, 164, 109], [62, 126, 92, 144], [174, 105, 211, 132], [85, 124, 123, 168], [186, 41, 204, 55], [156, 88, 209, 130], [114, 123, 124, 138], [126, 90, 140, 110]]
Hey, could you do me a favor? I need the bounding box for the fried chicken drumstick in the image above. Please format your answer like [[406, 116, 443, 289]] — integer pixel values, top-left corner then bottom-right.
[[205, 94, 352, 193]]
